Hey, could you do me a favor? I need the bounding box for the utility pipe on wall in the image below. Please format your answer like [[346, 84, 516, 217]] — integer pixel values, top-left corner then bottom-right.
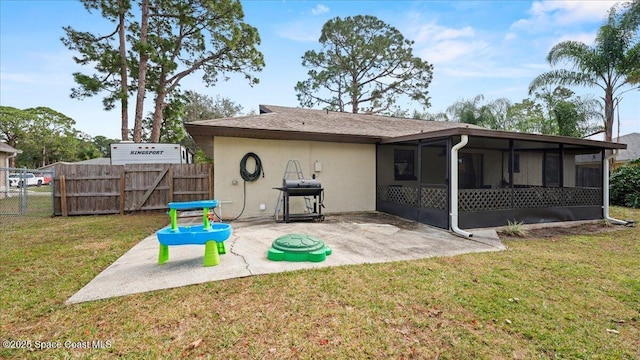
[[450, 135, 473, 238], [603, 149, 628, 225], [3, 152, 19, 197], [6, 151, 19, 167]]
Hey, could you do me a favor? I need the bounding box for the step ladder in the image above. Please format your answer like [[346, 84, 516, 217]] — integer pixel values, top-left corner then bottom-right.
[[274, 160, 314, 220]]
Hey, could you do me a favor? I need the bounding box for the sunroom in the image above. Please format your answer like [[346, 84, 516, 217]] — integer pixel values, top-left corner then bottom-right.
[[376, 127, 628, 237]]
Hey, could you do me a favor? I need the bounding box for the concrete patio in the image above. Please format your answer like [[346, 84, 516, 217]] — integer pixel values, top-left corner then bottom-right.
[[66, 212, 505, 304]]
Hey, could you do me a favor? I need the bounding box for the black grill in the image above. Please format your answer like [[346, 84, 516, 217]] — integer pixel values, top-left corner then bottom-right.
[[275, 179, 324, 222], [282, 179, 322, 194]]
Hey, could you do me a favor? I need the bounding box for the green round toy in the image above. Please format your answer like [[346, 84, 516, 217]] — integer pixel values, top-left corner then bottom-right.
[[267, 234, 332, 262]]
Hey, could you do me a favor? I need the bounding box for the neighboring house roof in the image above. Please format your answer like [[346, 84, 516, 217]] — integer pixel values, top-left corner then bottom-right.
[[575, 132, 639, 164], [38, 161, 72, 171], [38, 158, 111, 170], [184, 104, 626, 150], [614, 133, 640, 162], [0, 142, 21, 154], [75, 157, 111, 165]]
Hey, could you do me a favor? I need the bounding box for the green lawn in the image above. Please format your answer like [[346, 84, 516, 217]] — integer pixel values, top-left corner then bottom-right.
[[0, 209, 638, 359]]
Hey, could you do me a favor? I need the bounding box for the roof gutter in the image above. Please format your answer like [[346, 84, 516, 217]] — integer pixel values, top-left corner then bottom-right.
[[450, 135, 473, 238], [6, 149, 21, 167], [603, 149, 629, 225]]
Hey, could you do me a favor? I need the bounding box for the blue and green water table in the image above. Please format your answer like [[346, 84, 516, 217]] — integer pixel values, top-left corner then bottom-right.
[[156, 200, 232, 267]]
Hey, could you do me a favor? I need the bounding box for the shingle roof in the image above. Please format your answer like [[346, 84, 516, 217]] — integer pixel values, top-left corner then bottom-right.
[[0, 142, 20, 154], [76, 157, 111, 165], [184, 104, 625, 149], [185, 104, 483, 143]]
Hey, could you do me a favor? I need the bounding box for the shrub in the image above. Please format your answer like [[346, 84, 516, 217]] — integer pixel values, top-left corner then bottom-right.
[[610, 159, 640, 208], [503, 220, 528, 237]]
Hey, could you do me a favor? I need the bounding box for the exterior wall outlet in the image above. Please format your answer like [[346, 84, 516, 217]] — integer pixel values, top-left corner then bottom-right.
[[259, 203, 266, 211], [314, 161, 322, 172]]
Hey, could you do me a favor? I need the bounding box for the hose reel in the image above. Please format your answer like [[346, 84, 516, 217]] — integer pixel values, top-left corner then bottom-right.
[[239, 152, 263, 182]]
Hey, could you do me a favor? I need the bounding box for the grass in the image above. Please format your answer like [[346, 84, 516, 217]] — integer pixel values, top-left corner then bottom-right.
[[1, 209, 639, 359]]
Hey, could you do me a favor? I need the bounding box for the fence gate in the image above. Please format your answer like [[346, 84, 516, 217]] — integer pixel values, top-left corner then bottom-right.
[[0, 167, 54, 220]]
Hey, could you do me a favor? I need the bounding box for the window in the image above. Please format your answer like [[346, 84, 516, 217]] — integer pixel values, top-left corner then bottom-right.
[[394, 149, 416, 180]]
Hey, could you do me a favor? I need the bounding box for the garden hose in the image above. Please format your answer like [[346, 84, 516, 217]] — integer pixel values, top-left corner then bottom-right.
[[239, 152, 264, 182], [212, 152, 264, 222]]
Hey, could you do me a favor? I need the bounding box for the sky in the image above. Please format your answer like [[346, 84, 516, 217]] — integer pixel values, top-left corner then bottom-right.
[[1, 0, 638, 141]]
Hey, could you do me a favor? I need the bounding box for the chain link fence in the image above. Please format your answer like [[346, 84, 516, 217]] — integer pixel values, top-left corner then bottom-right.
[[0, 167, 54, 222]]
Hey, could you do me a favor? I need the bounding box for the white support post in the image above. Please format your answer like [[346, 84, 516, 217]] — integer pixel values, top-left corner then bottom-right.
[[603, 150, 628, 225], [450, 135, 473, 238]]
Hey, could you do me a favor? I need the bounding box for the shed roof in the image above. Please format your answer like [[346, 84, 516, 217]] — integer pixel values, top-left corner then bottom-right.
[[0, 142, 20, 154], [184, 104, 625, 150]]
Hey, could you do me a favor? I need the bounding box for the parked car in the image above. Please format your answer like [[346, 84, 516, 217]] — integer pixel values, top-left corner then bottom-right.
[[8, 173, 45, 187], [35, 172, 53, 185]]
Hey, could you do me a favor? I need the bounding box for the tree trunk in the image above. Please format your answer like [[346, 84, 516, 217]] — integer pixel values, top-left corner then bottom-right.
[[351, 78, 358, 113], [118, 0, 129, 141], [41, 144, 46, 168], [604, 87, 615, 169], [604, 88, 614, 143], [133, 0, 150, 143], [150, 90, 166, 142]]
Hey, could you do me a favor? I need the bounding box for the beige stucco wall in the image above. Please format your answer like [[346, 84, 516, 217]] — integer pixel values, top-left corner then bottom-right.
[[213, 136, 376, 219]]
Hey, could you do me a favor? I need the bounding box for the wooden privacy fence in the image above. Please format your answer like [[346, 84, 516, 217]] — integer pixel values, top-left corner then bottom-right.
[[51, 163, 213, 216]]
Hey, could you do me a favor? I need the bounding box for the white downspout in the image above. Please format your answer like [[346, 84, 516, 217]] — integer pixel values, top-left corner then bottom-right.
[[603, 149, 628, 225], [7, 151, 18, 165], [4, 152, 19, 197], [450, 135, 473, 238]]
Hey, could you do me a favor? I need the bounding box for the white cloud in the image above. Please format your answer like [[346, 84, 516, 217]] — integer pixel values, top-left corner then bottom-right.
[[419, 40, 489, 65], [401, 19, 483, 65], [311, 4, 329, 16], [0, 72, 38, 83], [504, 32, 517, 41], [439, 66, 535, 79], [531, 0, 618, 23], [554, 31, 597, 45], [274, 21, 321, 42], [411, 22, 475, 43], [523, 63, 549, 71], [512, 0, 619, 31]]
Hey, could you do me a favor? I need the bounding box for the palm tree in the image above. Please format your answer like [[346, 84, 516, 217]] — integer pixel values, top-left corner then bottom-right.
[[529, 2, 640, 145], [446, 94, 495, 127], [622, 0, 640, 84], [446, 94, 513, 130]]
